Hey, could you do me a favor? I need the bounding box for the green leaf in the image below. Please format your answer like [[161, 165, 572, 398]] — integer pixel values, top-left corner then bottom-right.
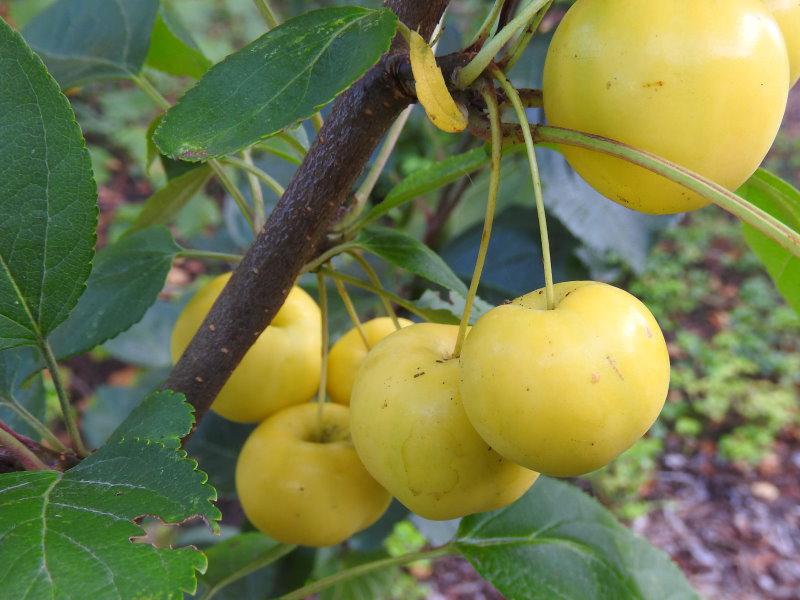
[[154, 7, 398, 161], [103, 299, 180, 368], [22, 0, 160, 87], [456, 478, 698, 600], [83, 369, 169, 449], [0, 390, 220, 599], [362, 147, 490, 226], [130, 166, 213, 232], [738, 169, 800, 316], [145, 5, 212, 80], [186, 412, 253, 498], [48, 227, 180, 359], [0, 19, 96, 350], [356, 226, 467, 295]]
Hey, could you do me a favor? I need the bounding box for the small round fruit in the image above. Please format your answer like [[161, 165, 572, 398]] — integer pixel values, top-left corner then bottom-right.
[[171, 273, 321, 423], [350, 323, 538, 520], [764, 0, 800, 85], [543, 0, 790, 214], [460, 282, 670, 478], [235, 403, 391, 547], [327, 317, 413, 405]]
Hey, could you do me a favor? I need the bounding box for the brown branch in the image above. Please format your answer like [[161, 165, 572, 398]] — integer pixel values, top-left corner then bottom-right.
[[0, 421, 77, 471], [164, 0, 453, 426]]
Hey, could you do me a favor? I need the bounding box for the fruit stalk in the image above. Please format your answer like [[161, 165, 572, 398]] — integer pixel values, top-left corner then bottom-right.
[[492, 67, 555, 309], [347, 251, 402, 329], [453, 85, 502, 358], [333, 276, 370, 348]]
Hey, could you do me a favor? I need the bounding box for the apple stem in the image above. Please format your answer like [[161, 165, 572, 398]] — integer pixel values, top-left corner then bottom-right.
[[348, 250, 402, 330], [316, 271, 330, 427], [453, 85, 503, 358], [332, 275, 371, 349], [492, 66, 556, 310]]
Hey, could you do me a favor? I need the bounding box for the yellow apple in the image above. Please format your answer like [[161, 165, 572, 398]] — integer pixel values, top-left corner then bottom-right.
[[460, 282, 670, 477], [764, 0, 800, 85], [235, 403, 391, 547], [171, 273, 321, 423], [543, 0, 789, 214], [350, 323, 538, 520], [327, 317, 413, 405]]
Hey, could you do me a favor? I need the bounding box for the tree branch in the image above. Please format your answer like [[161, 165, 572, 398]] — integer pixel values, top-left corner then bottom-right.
[[164, 0, 453, 425]]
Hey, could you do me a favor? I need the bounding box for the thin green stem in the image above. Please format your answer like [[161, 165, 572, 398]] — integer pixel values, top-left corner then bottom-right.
[[458, 0, 550, 88], [177, 249, 244, 263], [453, 87, 502, 358], [0, 397, 67, 453], [133, 74, 259, 234], [493, 67, 555, 309], [40, 341, 88, 457], [201, 543, 295, 600], [0, 425, 48, 471], [534, 126, 800, 259], [469, 0, 507, 46], [256, 144, 302, 166], [224, 156, 285, 199], [316, 271, 330, 425], [277, 131, 308, 158], [209, 161, 255, 232], [310, 112, 324, 133], [332, 277, 370, 348], [277, 546, 453, 600], [340, 106, 413, 231], [241, 151, 267, 231], [501, 0, 553, 71], [252, 0, 279, 29], [302, 242, 360, 274], [347, 251, 401, 329], [319, 268, 432, 322], [132, 74, 171, 111]]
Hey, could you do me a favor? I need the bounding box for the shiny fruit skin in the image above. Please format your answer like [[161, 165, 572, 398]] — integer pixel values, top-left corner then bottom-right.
[[764, 0, 800, 85], [543, 0, 790, 214], [327, 317, 413, 405], [171, 273, 321, 423], [235, 403, 391, 547], [350, 323, 538, 520], [460, 282, 670, 478]]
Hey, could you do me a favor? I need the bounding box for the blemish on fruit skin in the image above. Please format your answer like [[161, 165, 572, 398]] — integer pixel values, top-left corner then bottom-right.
[[591, 373, 600, 384], [643, 80, 665, 89], [644, 326, 653, 339], [606, 355, 624, 381]]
